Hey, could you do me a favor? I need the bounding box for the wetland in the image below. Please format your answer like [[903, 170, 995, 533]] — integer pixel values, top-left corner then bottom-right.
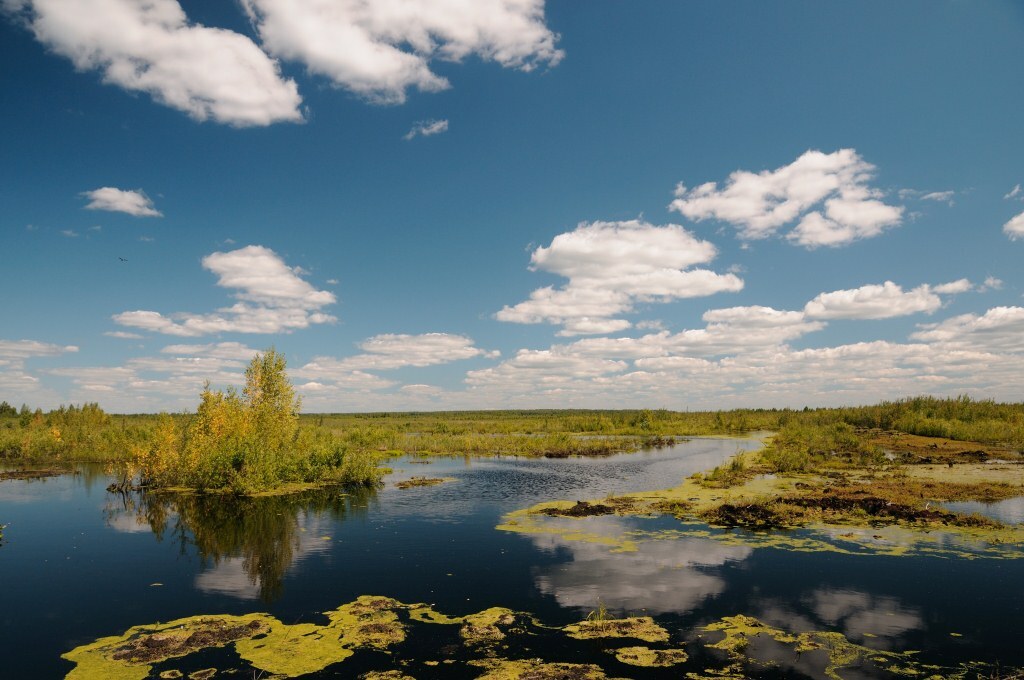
[[2, 393, 1024, 677]]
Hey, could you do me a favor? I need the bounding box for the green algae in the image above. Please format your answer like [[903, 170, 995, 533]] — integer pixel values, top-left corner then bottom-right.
[[234, 619, 353, 677], [62, 595, 1024, 680], [393, 476, 454, 489], [564, 616, 669, 643], [235, 595, 407, 677], [612, 646, 688, 667], [699, 613, 1024, 679], [469, 658, 610, 679], [460, 607, 521, 645], [498, 450, 1024, 560], [62, 614, 273, 680]]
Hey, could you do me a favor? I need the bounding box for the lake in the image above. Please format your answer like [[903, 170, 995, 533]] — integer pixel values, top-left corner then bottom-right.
[[1, 437, 1022, 678]]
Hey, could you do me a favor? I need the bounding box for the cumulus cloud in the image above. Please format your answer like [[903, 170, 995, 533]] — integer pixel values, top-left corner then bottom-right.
[[160, 342, 260, 361], [496, 220, 743, 336], [669, 149, 903, 248], [113, 245, 336, 336], [804, 281, 948, 320], [911, 306, 1024, 352], [295, 332, 497, 384], [1004, 211, 1024, 240], [240, 0, 562, 104], [931, 279, 973, 295], [6, 0, 302, 126], [404, 118, 448, 140], [82, 187, 162, 217], [0, 339, 78, 359]]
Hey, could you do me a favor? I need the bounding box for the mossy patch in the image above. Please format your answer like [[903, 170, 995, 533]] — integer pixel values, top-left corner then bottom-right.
[[460, 607, 521, 645], [564, 617, 669, 643], [394, 476, 453, 489], [540, 501, 616, 518], [63, 614, 272, 680], [500, 445, 1024, 559], [613, 646, 688, 667], [469, 658, 609, 679], [698, 614, 1005, 680]]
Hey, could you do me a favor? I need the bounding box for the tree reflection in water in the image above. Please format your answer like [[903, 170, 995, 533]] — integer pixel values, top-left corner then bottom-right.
[[105, 486, 376, 601]]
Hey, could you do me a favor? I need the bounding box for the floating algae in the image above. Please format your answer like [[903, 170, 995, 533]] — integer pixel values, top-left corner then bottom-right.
[[460, 607, 522, 645], [394, 476, 453, 489], [469, 658, 609, 679], [564, 616, 669, 643], [62, 614, 273, 680], [235, 595, 407, 677], [700, 614, 966, 680], [63, 595, 1024, 679], [499, 452, 1024, 560], [613, 646, 688, 667]]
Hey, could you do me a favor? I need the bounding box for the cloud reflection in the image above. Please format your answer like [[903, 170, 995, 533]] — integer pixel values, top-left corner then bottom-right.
[[528, 516, 752, 614]]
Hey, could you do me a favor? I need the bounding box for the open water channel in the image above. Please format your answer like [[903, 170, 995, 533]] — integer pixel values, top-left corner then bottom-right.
[[1, 437, 1021, 678]]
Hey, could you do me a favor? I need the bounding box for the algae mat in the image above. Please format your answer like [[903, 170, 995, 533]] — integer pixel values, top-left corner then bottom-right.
[[63, 596, 1021, 679]]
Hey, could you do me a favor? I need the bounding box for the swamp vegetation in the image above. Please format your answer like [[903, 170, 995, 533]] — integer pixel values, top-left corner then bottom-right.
[[3, 374, 1024, 677]]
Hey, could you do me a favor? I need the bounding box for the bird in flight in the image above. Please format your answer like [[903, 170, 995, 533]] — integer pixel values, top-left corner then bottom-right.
[[118, 257, 128, 262]]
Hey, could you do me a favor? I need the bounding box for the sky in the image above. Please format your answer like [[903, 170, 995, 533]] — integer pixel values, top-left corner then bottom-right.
[[2, 0, 1024, 413]]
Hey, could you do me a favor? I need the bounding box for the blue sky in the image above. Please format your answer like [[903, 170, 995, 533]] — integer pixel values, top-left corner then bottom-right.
[[2, 0, 1023, 413]]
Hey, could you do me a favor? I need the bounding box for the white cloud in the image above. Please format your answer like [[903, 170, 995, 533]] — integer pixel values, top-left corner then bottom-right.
[[669, 149, 903, 248], [82, 187, 162, 217], [920, 190, 954, 204], [8, 0, 302, 126], [241, 0, 562, 104], [1005, 184, 1021, 200], [496, 220, 743, 336], [160, 342, 260, 361], [911, 306, 1024, 352], [294, 332, 496, 385], [981, 276, 1003, 291], [1004, 210, 1024, 240], [931, 279, 973, 295], [60, 229, 78, 237], [804, 281, 944, 320], [113, 245, 336, 336], [104, 331, 143, 339], [404, 118, 448, 140], [0, 339, 78, 359]]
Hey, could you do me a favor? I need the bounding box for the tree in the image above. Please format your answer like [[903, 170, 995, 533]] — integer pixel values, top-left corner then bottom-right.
[[243, 347, 300, 452]]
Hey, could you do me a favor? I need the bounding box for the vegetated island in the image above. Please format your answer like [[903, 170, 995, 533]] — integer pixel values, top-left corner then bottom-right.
[[501, 398, 1024, 558]]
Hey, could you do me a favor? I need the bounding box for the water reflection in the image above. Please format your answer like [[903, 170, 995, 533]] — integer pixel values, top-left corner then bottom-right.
[[755, 587, 922, 650], [529, 516, 752, 615], [105, 486, 375, 601], [944, 497, 1024, 525]]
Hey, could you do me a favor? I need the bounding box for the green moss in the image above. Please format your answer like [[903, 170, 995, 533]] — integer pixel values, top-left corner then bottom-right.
[[234, 620, 353, 677], [702, 614, 921, 680], [394, 476, 453, 489], [62, 614, 273, 680], [460, 607, 520, 645], [613, 646, 688, 667], [564, 616, 669, 643], [469, 658, 609, 679]]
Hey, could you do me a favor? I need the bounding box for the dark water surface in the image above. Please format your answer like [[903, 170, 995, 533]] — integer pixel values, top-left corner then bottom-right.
[[1, 437, 1022, 678]]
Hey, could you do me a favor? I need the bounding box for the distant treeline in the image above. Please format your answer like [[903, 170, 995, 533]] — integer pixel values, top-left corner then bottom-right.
[[2, 394, 1022, 489]]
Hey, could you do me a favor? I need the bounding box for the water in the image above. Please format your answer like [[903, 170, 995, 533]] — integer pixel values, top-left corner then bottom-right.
[[1, 437, 1022, 678]]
